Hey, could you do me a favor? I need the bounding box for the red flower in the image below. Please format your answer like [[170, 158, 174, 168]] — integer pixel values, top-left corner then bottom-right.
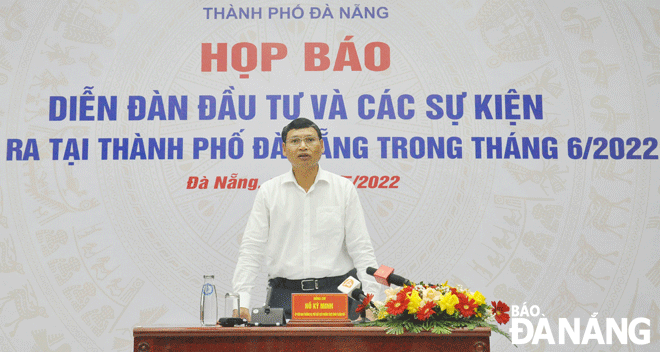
[[456, 293, 478, 318], [356, 293, 374, 313], [416, 301, 436, 321], [491, 301, 510, 325], [385, 296, 410, 316], [397, 286, 414, 300]]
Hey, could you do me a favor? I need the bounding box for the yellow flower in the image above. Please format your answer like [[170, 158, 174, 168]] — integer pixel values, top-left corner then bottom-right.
[[406, 290, 422, 314], [471, 291, 486, 307], [439, 292, 459, 315], [377, 309, 389, 320]]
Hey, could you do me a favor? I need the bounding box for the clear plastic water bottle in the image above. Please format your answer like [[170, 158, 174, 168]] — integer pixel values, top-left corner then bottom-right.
[[200, 275, 218, 326]]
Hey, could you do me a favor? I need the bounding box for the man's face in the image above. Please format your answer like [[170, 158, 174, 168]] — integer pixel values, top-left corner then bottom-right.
[[282, 127, 324, 169]]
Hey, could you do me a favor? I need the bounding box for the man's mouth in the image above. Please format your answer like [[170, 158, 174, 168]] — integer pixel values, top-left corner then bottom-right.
[[298, 154, 311, 160]]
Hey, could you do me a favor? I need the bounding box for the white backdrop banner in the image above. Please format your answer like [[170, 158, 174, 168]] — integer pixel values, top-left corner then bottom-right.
[[1, 0, 659, 350]]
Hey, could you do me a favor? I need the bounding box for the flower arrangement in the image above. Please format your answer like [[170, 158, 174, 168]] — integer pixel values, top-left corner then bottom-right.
[[358, 281, 510, 339]]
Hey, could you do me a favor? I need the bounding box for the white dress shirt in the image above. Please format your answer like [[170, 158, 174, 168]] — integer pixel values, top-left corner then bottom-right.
[[232, 166, 380, 308]]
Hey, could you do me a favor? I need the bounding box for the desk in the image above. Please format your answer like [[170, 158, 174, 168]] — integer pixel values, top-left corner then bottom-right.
[[133, 325, 491, 352]]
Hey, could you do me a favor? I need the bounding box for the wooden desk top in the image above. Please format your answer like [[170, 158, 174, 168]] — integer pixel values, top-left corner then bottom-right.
[[133, 325, 492, 352], [134, 325, 492, 337]]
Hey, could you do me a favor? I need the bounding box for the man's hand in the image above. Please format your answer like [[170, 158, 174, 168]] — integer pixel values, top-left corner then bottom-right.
[[232, 307, 251, 322]]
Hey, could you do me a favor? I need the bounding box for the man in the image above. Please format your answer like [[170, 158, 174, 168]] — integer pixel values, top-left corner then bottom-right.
[[232, 118, 380, 320]]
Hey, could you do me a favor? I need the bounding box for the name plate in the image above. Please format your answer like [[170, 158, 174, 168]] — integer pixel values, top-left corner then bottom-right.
[[291, 293, 348, 320]]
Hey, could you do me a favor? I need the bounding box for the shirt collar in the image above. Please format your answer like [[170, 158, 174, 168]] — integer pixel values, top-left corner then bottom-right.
[[282, 166, 330, 187]]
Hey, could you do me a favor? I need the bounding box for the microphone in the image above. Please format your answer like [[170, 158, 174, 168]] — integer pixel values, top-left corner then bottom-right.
[[337, 276, 373, 305], [366, 265, 412, 287]]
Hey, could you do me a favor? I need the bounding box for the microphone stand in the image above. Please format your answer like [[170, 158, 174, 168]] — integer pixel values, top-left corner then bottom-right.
[[352, 291, 373, 323], [263, 284, 273, 314], [358, 309, 367, 323], [250, 283, 285, 326]]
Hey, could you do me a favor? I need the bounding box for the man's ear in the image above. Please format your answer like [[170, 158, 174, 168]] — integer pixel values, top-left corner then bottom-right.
[[282, 142, 287, 157]]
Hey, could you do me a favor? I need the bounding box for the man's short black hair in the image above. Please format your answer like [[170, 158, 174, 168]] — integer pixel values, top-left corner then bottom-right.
[[281, 117, 322, 142]]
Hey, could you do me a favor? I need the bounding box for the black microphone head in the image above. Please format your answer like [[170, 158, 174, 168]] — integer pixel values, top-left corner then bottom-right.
[[388, 273, 412, 287], [366, 267, 377, 275], [350, 289, 365, 302]]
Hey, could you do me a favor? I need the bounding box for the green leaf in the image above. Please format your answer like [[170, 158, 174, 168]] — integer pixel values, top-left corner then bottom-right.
[[431, 325, 452, 334], [386, 325, 405, 335], [354, 315, 512, 341]]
